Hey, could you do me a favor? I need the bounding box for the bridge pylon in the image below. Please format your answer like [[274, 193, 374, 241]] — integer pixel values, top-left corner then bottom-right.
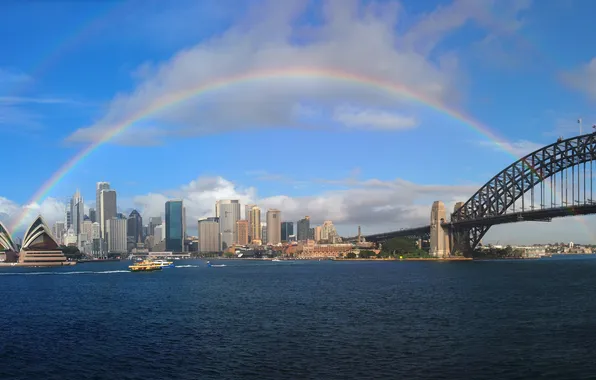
[[430, 201, 450, 257]]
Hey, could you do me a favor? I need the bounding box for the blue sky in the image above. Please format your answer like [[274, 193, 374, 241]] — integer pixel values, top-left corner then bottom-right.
[[2, 0, 596, 243]]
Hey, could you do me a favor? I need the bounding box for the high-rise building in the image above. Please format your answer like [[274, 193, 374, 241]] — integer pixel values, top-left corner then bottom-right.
[[53, 221, 65, 245], [96, 182, 110, 237], [89, 208, 96, 223], [100, 189, 117, 240], [236, 220, 249, 245], [245, 204, 256, 240], [297, 216, 310, 241], [249, 205, 261, 243], [165, 200, 184, 252], [106, 217, 127, 254], [69, 189, 84, 236], [281, 221, 293, 241], [261, 222, 267, 244], [127, 210, 143, 244], [91, 222, 101, 257], [66, 210, 71, 230], [154, 225, 163, 244], [266, 209, 281, 245], [314, 225, 322, 242], [198, 217, 219, 253], [216, 200, 241, 250], [321, 221, 337, 242], [149, 216, 162, 236]]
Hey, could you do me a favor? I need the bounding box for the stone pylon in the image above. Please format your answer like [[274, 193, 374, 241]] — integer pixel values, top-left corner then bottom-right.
[[430, 201, 450, 257]]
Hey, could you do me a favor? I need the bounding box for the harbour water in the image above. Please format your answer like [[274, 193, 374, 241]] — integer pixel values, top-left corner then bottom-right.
[[1, 257, 596, 379]]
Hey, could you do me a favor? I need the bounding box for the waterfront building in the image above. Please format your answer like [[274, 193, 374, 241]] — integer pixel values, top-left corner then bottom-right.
[[248, 205, 261, 243], [0, 221, 17, 252], [106, 217, 127, 254], [261, 222, 267, 245], [198, 217, 219, 253], [236, 219, 249, 245], [314, 226, 322, 243], [266, 209, 281, 245], [95, 182, 110, 237], [127, 210, 143, 244], [100, 189, 117, 240], [281, 221, 293, 241], [165, 200, 184, 252], [216, 200, 241, 250], [297, 216, 310, 241], [18, 215, 72, 266]]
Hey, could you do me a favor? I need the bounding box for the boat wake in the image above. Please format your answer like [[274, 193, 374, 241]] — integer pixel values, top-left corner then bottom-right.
[[0, 270, 129, 276], [174, 265, 201, 268]]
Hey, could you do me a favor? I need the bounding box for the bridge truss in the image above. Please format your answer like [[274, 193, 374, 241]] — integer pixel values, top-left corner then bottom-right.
[[451, 132, 596, 252]]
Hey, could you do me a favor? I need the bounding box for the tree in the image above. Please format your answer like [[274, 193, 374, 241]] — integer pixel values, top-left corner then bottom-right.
[[61, 245, 83, 260], [346, 252, 357, 259], [359, 250, 376, 258]]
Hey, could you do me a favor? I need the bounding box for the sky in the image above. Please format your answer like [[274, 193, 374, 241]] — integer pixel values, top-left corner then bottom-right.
[[1, 0, 596, 244]]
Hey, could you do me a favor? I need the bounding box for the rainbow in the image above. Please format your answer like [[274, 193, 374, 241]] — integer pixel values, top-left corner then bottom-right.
[[5, 67, 579, 234]]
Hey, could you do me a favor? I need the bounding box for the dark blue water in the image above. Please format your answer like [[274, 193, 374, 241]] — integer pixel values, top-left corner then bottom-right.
[[1, 258, 596, 379]]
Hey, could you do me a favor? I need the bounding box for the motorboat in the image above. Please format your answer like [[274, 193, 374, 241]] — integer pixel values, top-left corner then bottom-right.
[[153, 260, 174, 268]]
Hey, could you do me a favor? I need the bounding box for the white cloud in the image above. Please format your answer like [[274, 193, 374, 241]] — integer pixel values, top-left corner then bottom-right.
[[66, 0, 528, 146], [333, 106, 417, 130], [561, 57, 596, 100]]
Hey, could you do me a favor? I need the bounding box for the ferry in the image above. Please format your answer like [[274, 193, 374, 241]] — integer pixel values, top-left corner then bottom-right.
[[129, 260, 162, 272], [153, 260, 175, 268]]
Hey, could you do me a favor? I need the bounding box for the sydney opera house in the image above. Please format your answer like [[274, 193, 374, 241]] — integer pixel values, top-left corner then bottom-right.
[[0, 216, 73, 266]]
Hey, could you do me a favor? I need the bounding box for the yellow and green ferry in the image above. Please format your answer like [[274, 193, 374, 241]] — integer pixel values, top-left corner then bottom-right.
[[129, 260, 162, 272]]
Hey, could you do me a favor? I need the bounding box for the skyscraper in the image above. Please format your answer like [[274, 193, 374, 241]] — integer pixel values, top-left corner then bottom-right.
[[245, 204, 256, 240], [236, 220, 249, 245], [216, 200, 241, 250], [249, 205, 261, 243], [106, 218, 127, 254], [149, 216, 162, 236], [198, 217, 219, 253], [127, 210, 143, 244], [89, 208, 96, 223], [266, 209, 281, 245], [297, 216, 310, 241], [96, 182, 110, 237], [100, 189, 117, 240], [281, 221, 293, 241], [165, 200, 184, 252], [70, 189, 84, 236]]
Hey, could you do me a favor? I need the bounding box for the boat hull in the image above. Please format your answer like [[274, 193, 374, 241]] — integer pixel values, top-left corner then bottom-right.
[[129, 266, 162, 272]]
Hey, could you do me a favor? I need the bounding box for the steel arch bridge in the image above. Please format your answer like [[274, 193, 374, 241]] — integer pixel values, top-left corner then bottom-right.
[[347, 132, 596, 254]]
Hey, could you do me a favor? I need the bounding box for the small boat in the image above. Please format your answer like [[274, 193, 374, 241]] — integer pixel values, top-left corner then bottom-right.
[[153, 259, 174, 268], [272, 259, 281, 262], [206, 261, 226, 268], [129, 260, 162, 272]]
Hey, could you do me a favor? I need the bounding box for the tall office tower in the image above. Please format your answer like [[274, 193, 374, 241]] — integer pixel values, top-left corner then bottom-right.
[[89, 208, 96, 223], [198, 217, 220, 253], [154, 225, 163, 243], [261, 222, 267, 244], [215, 200, 241, 250], [81, 219, 93, 242], [106, 218, 127, 254], [53, 221, 65, 245], [245, 204, 256, 240], [127, 210, 143, 244], [100, 189, 117, 240], [96, 182, 110, 236], [266, 209, 281, 245], [297, 216, 310, 241], [148, 216, 162, 236], [165, 200, 184, 252], [248, 205, 261, 243], [281, 221, 293, 241], [69, 189, 84, 236], [66, 210, 71, 230], [236, 220, 249, 245], [314, 225, 322, 242], [321, 220, 337, 241], [308, 227, 314, 240], [91, 222, 101, 257], [142, 225, 148, 240]]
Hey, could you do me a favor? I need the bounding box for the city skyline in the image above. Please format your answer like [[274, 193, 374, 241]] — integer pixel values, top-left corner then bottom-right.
[[3, 1, 596, 244]]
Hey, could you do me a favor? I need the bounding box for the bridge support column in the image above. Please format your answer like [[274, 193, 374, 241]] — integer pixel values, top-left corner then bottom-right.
[[430, 201, 450, 257]]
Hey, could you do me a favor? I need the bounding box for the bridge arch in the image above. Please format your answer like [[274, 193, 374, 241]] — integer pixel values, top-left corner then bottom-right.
[[451, 132, 596, 251]]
